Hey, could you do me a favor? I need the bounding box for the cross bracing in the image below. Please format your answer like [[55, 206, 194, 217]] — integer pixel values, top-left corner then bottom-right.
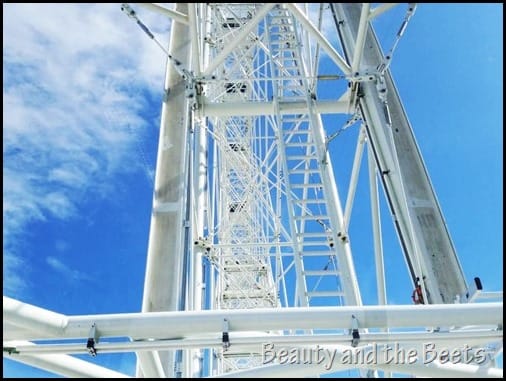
[[3, 3, 502, 378]]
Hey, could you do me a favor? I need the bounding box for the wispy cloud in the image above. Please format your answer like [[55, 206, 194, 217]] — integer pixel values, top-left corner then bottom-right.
[[46, 256, 93, 283], [3, 249, 27, 296], [55, 240, 70, 253], [3, 3, 171, 296]]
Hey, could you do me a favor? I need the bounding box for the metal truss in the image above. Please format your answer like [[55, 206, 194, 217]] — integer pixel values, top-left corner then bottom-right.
[[3, 3, 503, 378]]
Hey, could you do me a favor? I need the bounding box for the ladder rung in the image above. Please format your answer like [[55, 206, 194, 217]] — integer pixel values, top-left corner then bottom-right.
[[278, 48, 297, 54], [288, 168, 319, 173], [285, 143, 313, 148], [291, 183, 323, 189], [282, 117, 310, 123], [294, 215, 329, 221], [293, 199, 326, 205], [286, 155, 316, 160], [297, 232, 328, 238], [280, 87, 304, 93], [299, 240, 329, 247], [269, 41, 295, 46], [301, 243, 334, 249], [299, 250, 335, 256], [269, 32, 295, 37], [223, 266, 268, 272], [280, 96, 306, 101], [222, 293, 275, 299], [303, 270, 340, 276], [286, 160, 316, 166], [307, 291, 345, 297]]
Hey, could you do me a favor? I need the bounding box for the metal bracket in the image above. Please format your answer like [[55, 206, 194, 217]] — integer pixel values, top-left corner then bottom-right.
[[3, 346, 20, 355], [351, 71, 377, 83], [194, 236, 212, 252], [163, 88, 171, 102], [222, 318, 230, 351], [337, 231, 349, 244], [86, 323, 99, 357], [465, 276, 484, 303], [376, 75, 388, 101], [184, 71, 196, 102], [351, 315, 360, 347], [326, 228, 335, 248]]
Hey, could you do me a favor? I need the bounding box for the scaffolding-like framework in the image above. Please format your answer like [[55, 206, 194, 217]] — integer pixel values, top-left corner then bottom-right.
[[3, 3, 503, 378]]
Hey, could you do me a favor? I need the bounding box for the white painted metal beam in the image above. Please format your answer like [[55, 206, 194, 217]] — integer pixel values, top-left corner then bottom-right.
[[343, 127, 366, 231], [368, 141, 387, 306], [5, 329, 500, 355], [285, 3, 351, 76], [136, 350, 166, 378], [135, 3, 189, 24], [138, 3, 191, 377], [3, 297, 68, 338], [350, 3, 371, 76], [4, 341, 130, 378], [368, 3, 400, 21], [332, 3, 469, 304], [3, 322, 40, 341], [4, 296, 502, 341], [187, 3, 201, 75], [201, 100, 349, 117], [202, 3, 276, 77], [213, 347, 503, 378], [311, 112, 363, 306]]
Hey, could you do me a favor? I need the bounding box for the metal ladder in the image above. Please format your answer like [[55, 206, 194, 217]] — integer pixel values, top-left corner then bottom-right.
[[267, 6, 345, 306]]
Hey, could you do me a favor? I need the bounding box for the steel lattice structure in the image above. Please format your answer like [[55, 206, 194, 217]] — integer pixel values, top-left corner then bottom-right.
[[3, 3, 503, 378]]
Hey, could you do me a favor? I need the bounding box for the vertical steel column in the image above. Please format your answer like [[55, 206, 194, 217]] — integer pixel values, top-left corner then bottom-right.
[[139, 3, 191, 377], [331, 3, 468, 304], [367, 138, 387, 306]]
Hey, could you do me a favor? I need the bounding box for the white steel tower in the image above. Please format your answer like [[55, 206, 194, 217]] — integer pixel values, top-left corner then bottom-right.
[[3, 3, 503, 378]]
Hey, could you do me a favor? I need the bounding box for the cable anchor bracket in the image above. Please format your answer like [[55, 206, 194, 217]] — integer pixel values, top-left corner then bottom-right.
[[222, 318, 230, 352], [86, 323, 99, 357], [351, 315, 360, 347]]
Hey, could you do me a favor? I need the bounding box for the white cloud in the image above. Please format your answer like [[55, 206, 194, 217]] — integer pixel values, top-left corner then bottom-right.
[[55, 240, 69, 253], [46, 256, 93, 283], [3, 3, 172, 296], [3, 249, 28, 296]]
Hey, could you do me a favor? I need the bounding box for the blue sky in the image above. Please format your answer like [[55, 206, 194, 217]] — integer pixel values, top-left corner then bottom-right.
[[3, 3, 502, 377]]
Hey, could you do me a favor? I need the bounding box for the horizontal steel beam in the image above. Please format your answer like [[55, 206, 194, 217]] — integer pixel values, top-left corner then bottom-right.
[[4, 329, 501, 355], [4, 341, 130, 378], [213, 347, 503, 378], [4, 296, 502, 341], [201, 100, 348, 117], [135, 3, 189, 24]]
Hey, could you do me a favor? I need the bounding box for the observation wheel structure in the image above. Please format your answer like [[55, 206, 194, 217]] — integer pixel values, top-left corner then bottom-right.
[[3, 3, 503, 378]]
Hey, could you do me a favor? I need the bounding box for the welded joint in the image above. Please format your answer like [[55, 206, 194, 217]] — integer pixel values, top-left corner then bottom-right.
[[86, 323, 99, 357], [351, 315, 360, 347], [222, 318, 230, 351]]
